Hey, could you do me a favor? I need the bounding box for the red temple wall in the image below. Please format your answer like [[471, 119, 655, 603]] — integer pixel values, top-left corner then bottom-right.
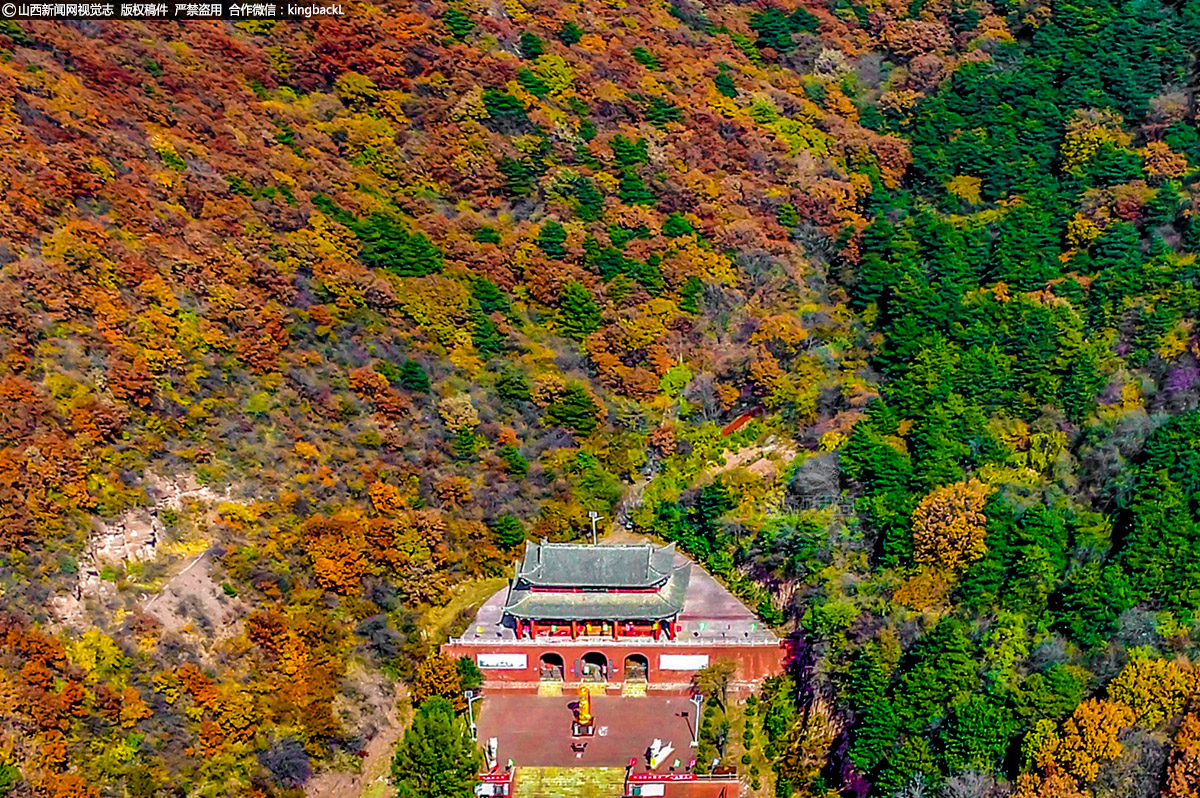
[[626, 775, 741, 798], [441, 640, 786, 695]]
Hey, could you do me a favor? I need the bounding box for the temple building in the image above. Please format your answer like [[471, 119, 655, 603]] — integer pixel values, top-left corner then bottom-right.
[[443, 540, 786, 695]]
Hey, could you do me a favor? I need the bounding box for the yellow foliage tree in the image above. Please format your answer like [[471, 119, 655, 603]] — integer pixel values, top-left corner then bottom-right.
[[303, 514, 368, 594], [532, 55, 575, 94], [412, 654, 465, 710], [68, 629, 126, 683], [1061, 108, 1132, 172], [1107, 656, 1189, 728], [1140, 141, 1189, 182], [893, 566, 954, 610], [777, 697, 841, 790], [119, 686, 152, 728], [438, 394, 479, 432], [912, 480, 993, 569], [945, 175, 983, 205]]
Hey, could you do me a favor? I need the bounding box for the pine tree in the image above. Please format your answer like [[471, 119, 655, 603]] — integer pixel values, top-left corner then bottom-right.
[[559, 21, 583, 45], [471, 277, 513, 319], [490, 515, 526, 548], [391, 696, 481, 798], [662, 213, 695, 237], [452, 428, 477, 460], [356, 214, 444, 276], [496, 369, 531, 402], [749, 8, 795, 53], [556, 281, 600, 340], [544, 384, 600, 434], [472, 310, 503, 356], [537, 220, 567, 258], [399, 360, 430, 393], [497, 445, 528, 476], [573, 177, 604, 221], [714, 68, 738, 98], [442, 8, 473, 39], [519, 31, 543, 59], [472, 226, 500, 244], [679, 275, 703, 314], [618, 169, 655, 205]]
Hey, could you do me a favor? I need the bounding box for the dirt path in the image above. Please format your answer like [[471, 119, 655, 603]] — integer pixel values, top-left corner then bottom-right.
[[305, 686, 411, 798], [139, 550, 246, 642], [708, 441, 798, 479]]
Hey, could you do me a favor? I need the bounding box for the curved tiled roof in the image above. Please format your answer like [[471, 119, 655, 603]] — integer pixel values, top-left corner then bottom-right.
[[504, 541, 690, 620], [517, 540, 677, 589]]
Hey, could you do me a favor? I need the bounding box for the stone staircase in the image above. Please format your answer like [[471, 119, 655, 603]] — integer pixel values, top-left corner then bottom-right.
[[621, 679, 647, 697], [513, 767, 626, 798], [537, 680, 563, 697], [577, 682, 610, 698]]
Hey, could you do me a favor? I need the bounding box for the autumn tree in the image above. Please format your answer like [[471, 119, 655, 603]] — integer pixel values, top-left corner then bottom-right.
[[1107, 655, 1189, 728], [303, 514, 368, 594], [776, 697, 841, 792], [912, 480, 992, 570], [693, 659, 737, 709], [1054, 699, 1135, 783], [412, 654, 465, 710], [1165, 712, 1200, 798], [439, 394, 480, 433]]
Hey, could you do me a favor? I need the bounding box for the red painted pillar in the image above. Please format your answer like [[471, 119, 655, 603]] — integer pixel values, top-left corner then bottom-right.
[[613, 621, 620, 641], [531, 620, 538, 639], [571, 620, 578, 640], [653, 622, 660, 641], [515, 620, 522, 640]]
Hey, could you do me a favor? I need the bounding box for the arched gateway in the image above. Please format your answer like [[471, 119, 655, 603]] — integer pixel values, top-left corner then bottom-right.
[[539, 652, 564, 681], [581, 651, 608, 682], [624, 653, 649, 682]]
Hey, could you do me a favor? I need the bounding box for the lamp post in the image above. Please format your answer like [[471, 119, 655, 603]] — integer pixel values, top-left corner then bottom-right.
[[587, 511, 603, 545], [689, 693, 703, 747], [464, 689, 483, 740]]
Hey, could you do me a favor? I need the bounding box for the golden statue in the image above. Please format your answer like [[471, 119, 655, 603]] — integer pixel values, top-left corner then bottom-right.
[[576, 686, 593, 726]]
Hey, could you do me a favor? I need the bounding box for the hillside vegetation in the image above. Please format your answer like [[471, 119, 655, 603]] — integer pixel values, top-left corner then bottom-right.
[[0, 0, 1198, 796]]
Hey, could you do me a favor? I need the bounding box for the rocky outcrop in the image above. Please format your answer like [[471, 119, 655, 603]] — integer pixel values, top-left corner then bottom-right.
[[51, 472, 229, 624]]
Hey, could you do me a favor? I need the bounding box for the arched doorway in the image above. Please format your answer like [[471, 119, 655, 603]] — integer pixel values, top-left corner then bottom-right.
[[539, 653, 564, 681], [624, 653, 649, 683], [581, 651, 608, 682]]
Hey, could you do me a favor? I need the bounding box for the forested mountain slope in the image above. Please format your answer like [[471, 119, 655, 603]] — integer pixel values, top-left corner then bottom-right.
[[0, 0, 1198, 795]]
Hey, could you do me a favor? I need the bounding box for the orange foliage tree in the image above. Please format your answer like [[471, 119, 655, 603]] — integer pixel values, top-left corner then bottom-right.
[[1166, 712, 1200, 798], [303, 514, 368, 594], [1054, 699, 1136, 783]]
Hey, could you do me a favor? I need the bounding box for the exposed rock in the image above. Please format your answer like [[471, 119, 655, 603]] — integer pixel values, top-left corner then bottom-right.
[[51, 472, 230, 625]]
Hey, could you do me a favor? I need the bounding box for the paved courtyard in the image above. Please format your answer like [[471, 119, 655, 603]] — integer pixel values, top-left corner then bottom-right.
[[476, 695, 700, 768]]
